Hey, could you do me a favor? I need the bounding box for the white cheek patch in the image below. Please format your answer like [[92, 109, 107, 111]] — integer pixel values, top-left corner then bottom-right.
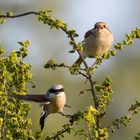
[[59, 92, 65, 96], [56, 92, 66, 104]]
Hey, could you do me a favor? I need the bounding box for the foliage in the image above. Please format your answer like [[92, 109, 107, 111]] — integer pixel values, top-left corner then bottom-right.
[[135, 133, 140, 140], [110, 100, 140, 133], [0, 10, 140, 140], [0, 41, 39, 139]]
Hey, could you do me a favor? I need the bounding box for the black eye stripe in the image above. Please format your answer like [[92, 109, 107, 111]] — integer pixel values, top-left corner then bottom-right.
[[48, 88, 65, 93], [59, 88, 65, 92]]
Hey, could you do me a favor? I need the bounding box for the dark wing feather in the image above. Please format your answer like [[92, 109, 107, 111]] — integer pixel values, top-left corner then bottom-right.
[[84, 29, 95, 39], [8, 94, 50, 103], [40, 111, 47, 130]]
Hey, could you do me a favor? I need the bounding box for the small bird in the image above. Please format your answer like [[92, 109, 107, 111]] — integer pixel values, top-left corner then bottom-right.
[[75, 22, 114, 65], [8, 84, 66, 130]]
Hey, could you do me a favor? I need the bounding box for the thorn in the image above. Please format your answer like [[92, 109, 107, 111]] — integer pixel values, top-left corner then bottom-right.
[[65, 104, 72, 108]]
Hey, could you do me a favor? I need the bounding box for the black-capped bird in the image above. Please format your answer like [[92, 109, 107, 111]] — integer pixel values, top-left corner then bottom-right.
[[9, 84, 66, 130]]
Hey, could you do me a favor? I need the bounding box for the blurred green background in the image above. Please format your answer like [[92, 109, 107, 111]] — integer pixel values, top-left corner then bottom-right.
[[0, 0, 140, 139]]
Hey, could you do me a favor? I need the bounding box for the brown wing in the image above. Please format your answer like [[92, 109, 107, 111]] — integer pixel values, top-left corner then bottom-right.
[[8, 94, 50, 103], [84, 28, 94, 39]]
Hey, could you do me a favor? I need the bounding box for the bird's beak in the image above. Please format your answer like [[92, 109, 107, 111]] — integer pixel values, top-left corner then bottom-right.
[[98, 26, 104, 29]]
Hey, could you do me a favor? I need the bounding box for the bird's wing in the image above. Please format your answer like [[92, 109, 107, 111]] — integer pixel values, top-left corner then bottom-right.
[[84, 29, 95, 39], [44, 91, 56, 101], [8, 94, 50, 103]]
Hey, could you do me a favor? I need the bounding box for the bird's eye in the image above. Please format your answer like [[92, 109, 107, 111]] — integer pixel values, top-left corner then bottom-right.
[[103, 25, 106, 28], [60, 88, 65, 92], [48, 88, 65, 94]]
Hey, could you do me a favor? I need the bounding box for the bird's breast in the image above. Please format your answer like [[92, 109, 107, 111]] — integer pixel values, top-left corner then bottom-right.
[[83, 30, 113, 57], [47, 93, 66, 113]]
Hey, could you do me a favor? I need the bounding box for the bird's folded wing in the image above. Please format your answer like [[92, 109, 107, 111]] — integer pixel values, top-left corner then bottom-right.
[[8, 94, 50, 103], [84, 29, 95, 39]]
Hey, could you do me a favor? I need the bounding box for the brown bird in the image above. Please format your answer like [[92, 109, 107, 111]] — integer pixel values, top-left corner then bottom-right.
[[75, 22, 114, 65], [8, 84, 66, 130]]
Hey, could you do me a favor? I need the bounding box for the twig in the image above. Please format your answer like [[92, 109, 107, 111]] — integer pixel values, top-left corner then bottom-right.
[[91, 59, 98, 67], [48, 111, 84, 140], [0, 11, 39, 18], [78, 70, 89, 79], [48, 126, 71, 140], [65, 104, 72, 108], [60, 26, 100, 128], [55, 64, 85, 71], [108, 107, 140, 132]]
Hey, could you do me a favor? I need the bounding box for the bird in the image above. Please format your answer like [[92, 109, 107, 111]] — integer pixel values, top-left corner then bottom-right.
[[8, 84, 66, 130], [75, 22, 114, 65]]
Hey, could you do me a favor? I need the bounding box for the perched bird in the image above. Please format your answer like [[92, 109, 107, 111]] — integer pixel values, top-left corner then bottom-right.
[[75, 22, 114, 65], [8, 84, 66, 130]]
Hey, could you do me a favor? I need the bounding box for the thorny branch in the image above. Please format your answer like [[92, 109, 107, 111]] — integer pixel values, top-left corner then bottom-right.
[[109, 100, 140, 132], [0, 11, 99, 127], [60, 25, 99, 127], [0, 10, 103, 137], [0, 11, 39, 18], [1, 9, 140, 140]]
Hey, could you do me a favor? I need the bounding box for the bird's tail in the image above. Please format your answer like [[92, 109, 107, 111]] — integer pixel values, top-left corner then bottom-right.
[[8, 94, 48, 103], [39, 109, 48, 130]]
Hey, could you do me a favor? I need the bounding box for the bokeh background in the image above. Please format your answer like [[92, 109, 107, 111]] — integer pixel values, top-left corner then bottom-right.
[[0, 0, 140, 140]]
